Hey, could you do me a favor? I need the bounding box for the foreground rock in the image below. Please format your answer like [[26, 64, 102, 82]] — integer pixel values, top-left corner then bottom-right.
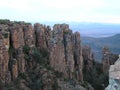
[[105, 55, 120, 90]]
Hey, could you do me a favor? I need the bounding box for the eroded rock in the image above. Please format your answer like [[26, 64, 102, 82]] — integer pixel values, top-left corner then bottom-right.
[[105, 55, 120, 90]]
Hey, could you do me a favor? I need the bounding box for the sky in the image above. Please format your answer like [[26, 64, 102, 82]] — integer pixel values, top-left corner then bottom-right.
[[0, 0, 120, 23]]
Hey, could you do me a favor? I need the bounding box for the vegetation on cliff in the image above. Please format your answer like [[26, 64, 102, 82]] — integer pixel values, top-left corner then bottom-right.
[[0, 19, 118, 90], [0, 20, 88, 90]]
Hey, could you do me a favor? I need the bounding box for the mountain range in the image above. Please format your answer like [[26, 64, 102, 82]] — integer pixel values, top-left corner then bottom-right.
[[81, 34, 120, 61], [69, 22, 120, 37]]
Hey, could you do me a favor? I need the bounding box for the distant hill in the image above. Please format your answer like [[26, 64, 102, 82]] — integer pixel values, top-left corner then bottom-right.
[[39, 22, 120, 37], [81, 34, 120, 61], [68, 22, 120, 37]]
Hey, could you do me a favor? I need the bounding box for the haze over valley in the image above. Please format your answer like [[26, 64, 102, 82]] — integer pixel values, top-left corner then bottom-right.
[[41, 22, 120, 37], [69, 22, 120, 37]]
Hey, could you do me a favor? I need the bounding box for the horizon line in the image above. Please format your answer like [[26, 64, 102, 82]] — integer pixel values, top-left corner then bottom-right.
[[1, 18, 120, 25]]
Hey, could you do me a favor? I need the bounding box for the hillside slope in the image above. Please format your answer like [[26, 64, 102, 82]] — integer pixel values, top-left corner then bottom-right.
[[81, 34, 120, 61]]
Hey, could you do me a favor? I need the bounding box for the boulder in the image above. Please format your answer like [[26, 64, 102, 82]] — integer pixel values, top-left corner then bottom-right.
[[105, 55, 120, 90]]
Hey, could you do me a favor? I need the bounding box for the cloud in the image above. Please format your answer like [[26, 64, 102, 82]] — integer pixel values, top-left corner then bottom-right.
[[0, 0, 120, 23], [0, 0, 104, 10], [0, 0, 33, 11]]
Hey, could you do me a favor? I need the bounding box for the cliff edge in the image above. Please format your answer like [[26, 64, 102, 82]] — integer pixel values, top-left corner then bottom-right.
[[0, 20, 93, 90]]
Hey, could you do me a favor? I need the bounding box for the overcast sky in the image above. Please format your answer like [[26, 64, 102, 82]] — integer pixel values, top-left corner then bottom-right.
[[0, 0, 120, 23]]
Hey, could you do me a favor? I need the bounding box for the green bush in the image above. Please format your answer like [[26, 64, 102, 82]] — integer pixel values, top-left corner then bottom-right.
[[18, 73, 27, 80], [39, 48, 49, 58], [54, 71, 63, 78], [0, 19, 10, 24], [31, 48, 50, 67], [23, 45, 30, 54], [63, 30, 69, 34], [23, 46, 49, 68], [30, 79, 43, 90], [32, 48, 42, 63], [24, 54, 31, 61], [3, 33, 9, 38], [9, 46, 14, 54], [83, 61, 109, 90], [52, 79, 61, 90], [0, 80, 4, 90]]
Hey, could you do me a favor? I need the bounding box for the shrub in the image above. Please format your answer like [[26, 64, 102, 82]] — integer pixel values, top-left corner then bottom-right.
[[54, 71, 63, 78], [30, 79, 43, 90], [18, 73, 27, 80], [63, 30, 69, 34], [0, 19, 10, 24], [23, 45, 30, 54], [31, 48, 50, 66], [83, 61, 109, 90], [3, 33, 9, 38], [0, 80, 4, 90], [39, 48, 49, 58], [9, 46, 14, 54], [24, 54, 31, 61], [52, 79, 61, 90], [32, 48, 42, 63]]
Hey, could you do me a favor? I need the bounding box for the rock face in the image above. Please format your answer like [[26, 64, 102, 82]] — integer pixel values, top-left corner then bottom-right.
[[0, 20, 84, 90], [49, 24, 83, 81], [82, 45, 95, 86], [34, 23, 47, 48], [82, 45, 94, 71], [9, 23, 36, 80], [0, 25, 10, 84], [73, 32, 83, 81], [105, 55, 120, 90], [10, 25, 25, 49], [102, 46, 118, 72], [23, 24, 35, 47], [49, 24, 67, 77], [0, 22, 36, 83]]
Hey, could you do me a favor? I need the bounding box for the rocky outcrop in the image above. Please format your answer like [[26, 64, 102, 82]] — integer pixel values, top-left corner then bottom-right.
[[0, 25, 10, 84], [63, 27, 74, 79], [11, 59, 18, 80], [10, 24, 25, 49], [23, 24, 35, 47], [102, 46, 118, 72], [0, 22, 35, 83], [82, 45, 96, 88], [49, 24, 83, 81], [0, 20, 84, 89], [82, 45, 94, 71], [9, 24, 25, 80], [34, 23, 51, 49], [34, 23, 47, 48], [73, 32, 83, 81], [105, 55, 120, 90], [49, 24, 67, 77]]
